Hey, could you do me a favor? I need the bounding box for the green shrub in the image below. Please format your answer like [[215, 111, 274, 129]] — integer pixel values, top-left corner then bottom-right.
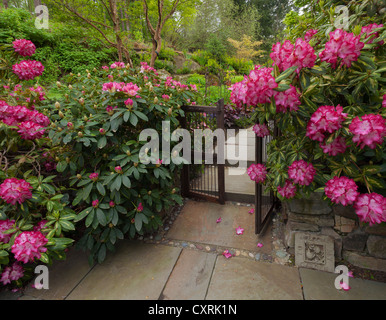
[[186, 74, 206, 86], [46, 63, 200, 264]]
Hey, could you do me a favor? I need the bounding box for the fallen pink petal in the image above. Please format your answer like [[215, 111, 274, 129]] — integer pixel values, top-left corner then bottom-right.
[[248, 208, 255, 214], [236, 226, 244, 235], [340, 282, 351, 291], [348, 271, 354, 278], [216, 217, 222, 223], [222, 250, 232, 259], [257, 243, 263, 248]]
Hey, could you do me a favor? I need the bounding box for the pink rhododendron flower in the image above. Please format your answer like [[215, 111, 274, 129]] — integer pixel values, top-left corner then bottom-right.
[[349, 114, 386, 149], [277, 180, 297, 199], [222, 250, 232, 259], [124, 98, 133, 106], [252, 123, 270, 137], [0, 262, 24, 285], [89, 173, 99, 181], [33, 220, 48, 232], [106, 106, 117, 115], [288, 160, 316, 186], [247, 164, 267, 183], [320, 136, 347, 156], [361, 23, 384, 45], [0, 219, 16, 243], [230, 66, 278, 107], [348, 271, 354, 278], [140, 62, 158, 75], [137, 202, 143, 212], [162, 94, 170, 101], [0, 178, 32, 205], [354, 193, 386, 225], [304, 29, 318, 42], [17, 121, 45, 140], [319, 29, 364, 68], [306, 105, 348, 142], [274, 85, 301, 113], [236, 226, 244, 235], [12, 39, 36, 57], [270, 38, 316, 73], [92, 199, 99, 208], [11, 231, 48, 264], [325, 176, 359, 206], [110, 62, 125, 69], [216, 217, 222, 223], [12, 60, 44, 80]]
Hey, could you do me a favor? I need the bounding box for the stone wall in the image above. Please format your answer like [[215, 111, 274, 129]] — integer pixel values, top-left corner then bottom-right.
[[282, 192, 386, 272]]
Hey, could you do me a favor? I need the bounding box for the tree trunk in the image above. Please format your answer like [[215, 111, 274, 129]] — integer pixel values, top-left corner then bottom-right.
[[150, 34, 162, 68], [2, 0, 8, 9]]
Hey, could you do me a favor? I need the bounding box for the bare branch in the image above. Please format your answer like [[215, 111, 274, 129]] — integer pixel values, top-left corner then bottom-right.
[[161, 0, 180, 30]]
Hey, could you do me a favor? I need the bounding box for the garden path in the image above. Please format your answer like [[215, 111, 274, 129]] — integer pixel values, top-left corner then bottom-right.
[[2, 200, 386, 301]]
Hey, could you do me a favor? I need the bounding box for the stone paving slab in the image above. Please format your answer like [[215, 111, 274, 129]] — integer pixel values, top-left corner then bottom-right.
[[166, 201, 271, 253], [206, 256, 303, 300], [21, 246, 93, 300], [160, 249, 217, 300], [299, 268, 386, 300], [66, 241, 181, 300]]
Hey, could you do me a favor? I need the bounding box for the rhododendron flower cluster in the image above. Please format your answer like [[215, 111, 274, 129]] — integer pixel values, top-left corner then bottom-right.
[[320, 136, 347, 156], [102, 82, 140, 97], [306, 105, 348, 142], [165, 76, 189, 91], [0, 178, 32, 205], [140, 62, 158, 75], [12, 60, 44, 80], [0, 219, 15, 243], [277, 180, 297, 199], [230, 66, 278, 107], [325, 176, 359, 206], [319, 29, 364, 68], [247, 163, 267, 183], [354, 193, 386, 225], [304, 29, 318, 42], [11, 231, 48, 264], [274, 85, 301, 113], [349, 114, 386, 149], [0, 263, 24, 285], [361, 23, 384, 45], [17, 121, 45, 140], [110, 62, 126, 69], [288, 160, 316, 186], [270, 38, 316, 73], [252, 123, 270, 137], [12, 39, 36, 57], [0, 102, 49, 140]]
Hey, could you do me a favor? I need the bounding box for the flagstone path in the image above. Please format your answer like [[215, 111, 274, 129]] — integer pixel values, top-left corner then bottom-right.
[[1, 200, 386, 300]]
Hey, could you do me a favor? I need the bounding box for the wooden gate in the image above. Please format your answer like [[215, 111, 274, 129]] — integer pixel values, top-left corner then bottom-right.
[[180, 99, 277, 234]]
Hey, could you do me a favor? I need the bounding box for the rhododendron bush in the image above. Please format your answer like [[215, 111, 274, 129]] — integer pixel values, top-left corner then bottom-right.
[[46, 60, 199, 265], [232, 0, 386, 226], [0, 40, 76, 288]]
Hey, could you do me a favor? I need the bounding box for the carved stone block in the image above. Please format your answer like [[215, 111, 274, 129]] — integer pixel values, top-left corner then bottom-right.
[[295, 232, 335, 272]]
